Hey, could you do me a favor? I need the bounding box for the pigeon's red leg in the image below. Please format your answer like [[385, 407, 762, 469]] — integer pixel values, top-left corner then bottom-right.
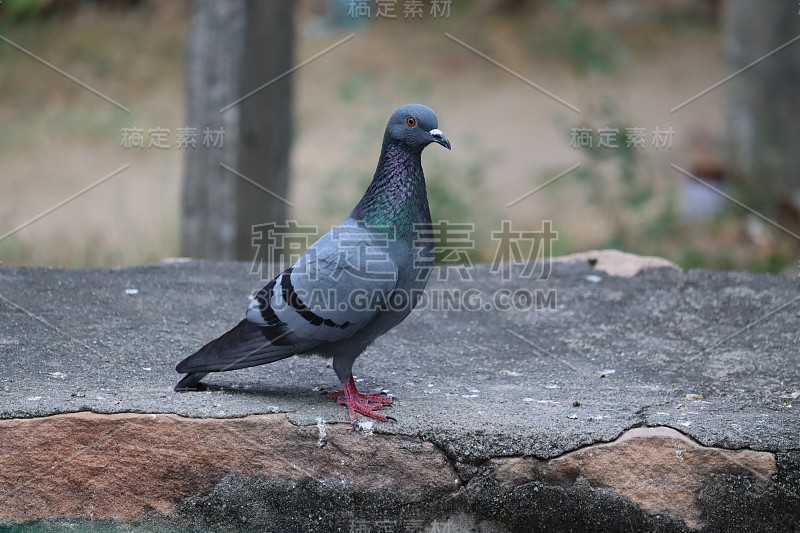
[[326, 374, 394, 424]]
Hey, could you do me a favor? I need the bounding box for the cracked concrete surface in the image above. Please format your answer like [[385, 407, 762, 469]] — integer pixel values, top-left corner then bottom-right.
[[0, 252, 798, 531]]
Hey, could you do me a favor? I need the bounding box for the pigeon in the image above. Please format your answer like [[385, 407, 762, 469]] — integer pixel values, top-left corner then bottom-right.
[[175, 104, 451, 424]]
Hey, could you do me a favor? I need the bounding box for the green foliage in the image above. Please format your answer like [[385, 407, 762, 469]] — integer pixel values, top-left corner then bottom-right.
[[424, 138, 500, 264], [1, 0, 50, 22], [337, 71, 376, 103], [572, 101, 664, 244], [529, 0, 630, 75], [570, 100, 794, 273], [569, 99, 687, 263]]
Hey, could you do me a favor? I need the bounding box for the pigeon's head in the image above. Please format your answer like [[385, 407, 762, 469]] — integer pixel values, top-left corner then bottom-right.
[[384, 104, 451, 151]]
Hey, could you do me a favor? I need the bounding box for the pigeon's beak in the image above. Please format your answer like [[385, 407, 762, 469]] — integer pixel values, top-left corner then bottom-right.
[[429, 129, 451, 150]]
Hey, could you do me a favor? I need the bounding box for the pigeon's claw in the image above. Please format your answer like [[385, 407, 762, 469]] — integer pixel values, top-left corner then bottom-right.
[[326, 389, 392, 404], [327, 375, 394, 424], [346, 396, 391, 424], [333, 396, 385, 411]]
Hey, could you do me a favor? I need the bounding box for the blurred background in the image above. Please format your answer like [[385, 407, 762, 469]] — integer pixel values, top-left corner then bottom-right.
[[1, 0, 798, 274]]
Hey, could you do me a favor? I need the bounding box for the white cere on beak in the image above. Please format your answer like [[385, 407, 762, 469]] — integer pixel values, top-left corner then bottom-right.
[[430, 129, 444, 138]]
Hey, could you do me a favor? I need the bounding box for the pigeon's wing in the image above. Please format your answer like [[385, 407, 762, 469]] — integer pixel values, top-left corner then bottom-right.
[[245, 219, 400, 344], [175, 318, 317, 375], [176, 220, 399, 378]]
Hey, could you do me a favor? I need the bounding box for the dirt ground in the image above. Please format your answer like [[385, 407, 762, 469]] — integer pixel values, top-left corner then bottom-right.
[[1, 1, 791, 272]]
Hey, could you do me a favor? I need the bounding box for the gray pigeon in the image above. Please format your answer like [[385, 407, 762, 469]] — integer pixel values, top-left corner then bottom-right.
[[175, 104, 450, 424]]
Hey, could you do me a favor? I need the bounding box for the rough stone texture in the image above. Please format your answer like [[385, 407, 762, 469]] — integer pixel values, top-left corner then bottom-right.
[[552, 249, 680, 277], [0, 252, 798, 532], [0, 413, 457, 523], [492, 427, 775, 530]]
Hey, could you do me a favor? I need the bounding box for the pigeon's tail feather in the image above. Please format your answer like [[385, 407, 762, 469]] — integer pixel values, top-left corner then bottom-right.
[[175, 319, 315, 376]]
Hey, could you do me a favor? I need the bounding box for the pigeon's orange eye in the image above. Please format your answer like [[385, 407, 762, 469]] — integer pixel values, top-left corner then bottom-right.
[[406, 116, 416, 128]]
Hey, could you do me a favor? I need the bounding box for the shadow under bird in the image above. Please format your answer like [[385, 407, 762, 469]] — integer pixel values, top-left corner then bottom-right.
[[175, 104, 451, 424]]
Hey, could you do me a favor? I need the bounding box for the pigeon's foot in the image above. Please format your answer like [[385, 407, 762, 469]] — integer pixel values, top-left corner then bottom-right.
[[327, 374, 394, 424]]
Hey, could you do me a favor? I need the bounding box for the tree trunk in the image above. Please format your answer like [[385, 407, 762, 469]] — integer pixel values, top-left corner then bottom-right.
[[181, 0, 295, 260], [723, 0, 800, 217]]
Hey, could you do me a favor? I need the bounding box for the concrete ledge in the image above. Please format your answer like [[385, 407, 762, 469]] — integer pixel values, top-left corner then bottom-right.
[[0, 252, 798, 531]]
